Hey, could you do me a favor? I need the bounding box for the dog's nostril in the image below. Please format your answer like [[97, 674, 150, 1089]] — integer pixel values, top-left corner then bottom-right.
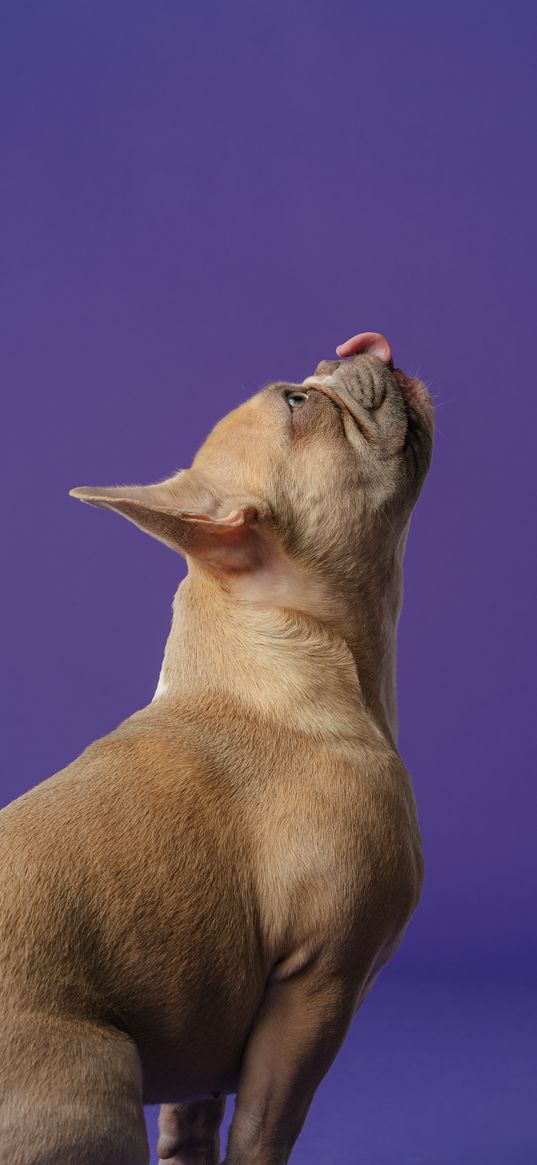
[[314, 359, 341, 377]]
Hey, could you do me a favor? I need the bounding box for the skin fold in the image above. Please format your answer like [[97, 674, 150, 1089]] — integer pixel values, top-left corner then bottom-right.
[[0, 332, 434, 1164]]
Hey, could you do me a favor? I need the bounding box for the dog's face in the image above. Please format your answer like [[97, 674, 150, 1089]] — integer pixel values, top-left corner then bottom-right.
[[71, 333, 434, 594], [190, 345, 434, 587]]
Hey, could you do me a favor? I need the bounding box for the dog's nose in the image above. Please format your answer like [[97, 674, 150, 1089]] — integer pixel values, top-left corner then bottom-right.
[[308, 348, 390, 413], [314, 333, 393, 380], [314, 359, 342, 377]]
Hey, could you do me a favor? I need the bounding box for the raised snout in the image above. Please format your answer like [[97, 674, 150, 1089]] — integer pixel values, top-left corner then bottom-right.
[[309, 355, 389, 412], [303, 330, 395, 417], [305, 331, 434, 445]]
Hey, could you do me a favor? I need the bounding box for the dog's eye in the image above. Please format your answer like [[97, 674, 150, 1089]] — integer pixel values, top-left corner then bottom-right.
[[285, 391, 309, 410]]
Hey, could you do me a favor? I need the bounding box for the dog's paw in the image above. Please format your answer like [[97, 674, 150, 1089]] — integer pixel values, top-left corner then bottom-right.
[[157, 1098, 225, 1164], [157, 1135, 220, 1165]]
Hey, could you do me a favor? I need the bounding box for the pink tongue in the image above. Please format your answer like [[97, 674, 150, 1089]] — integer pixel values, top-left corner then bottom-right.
[[335, 331, 392, 365]]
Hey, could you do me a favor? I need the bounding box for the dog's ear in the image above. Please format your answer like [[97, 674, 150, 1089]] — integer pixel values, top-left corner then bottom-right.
[[69, 470, 274, 574]]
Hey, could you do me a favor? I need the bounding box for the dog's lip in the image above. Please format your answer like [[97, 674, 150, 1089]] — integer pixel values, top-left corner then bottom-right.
[[393, 370, 435, 432]]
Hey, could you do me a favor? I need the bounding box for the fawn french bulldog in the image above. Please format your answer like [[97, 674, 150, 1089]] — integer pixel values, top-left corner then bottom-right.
[[0, 331, 434, 1165]]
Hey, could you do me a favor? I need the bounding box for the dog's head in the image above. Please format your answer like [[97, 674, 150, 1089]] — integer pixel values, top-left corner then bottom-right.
[[71, 332, 434, 602]]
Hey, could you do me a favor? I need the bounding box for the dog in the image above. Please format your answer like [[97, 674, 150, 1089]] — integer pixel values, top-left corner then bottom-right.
[[0, 330, 434, 1164]]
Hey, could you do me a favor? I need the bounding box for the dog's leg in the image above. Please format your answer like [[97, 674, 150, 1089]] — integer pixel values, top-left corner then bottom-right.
[[0, 1011, 149, 1165], [158, 1097, 227, 1164], [223, 960, 361, 1165]]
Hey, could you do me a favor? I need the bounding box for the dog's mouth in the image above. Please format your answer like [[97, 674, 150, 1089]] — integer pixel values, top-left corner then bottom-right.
[[393, 368, 433, 420]]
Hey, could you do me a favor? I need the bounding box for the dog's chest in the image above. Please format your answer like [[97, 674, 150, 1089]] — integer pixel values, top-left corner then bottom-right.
[[199, 720, 397, 958]]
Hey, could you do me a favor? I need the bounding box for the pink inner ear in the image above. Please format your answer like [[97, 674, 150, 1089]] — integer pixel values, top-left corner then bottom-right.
[[335, 331, 393, 365], [219, 507, 248, 527], [180, 505, 256, 529]]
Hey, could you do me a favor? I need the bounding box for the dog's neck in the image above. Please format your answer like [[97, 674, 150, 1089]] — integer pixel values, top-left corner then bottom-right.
[[153, 551, 403, 750]]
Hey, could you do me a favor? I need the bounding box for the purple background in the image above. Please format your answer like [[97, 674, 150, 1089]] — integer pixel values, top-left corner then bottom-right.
[[2, 2, 536, 1161]]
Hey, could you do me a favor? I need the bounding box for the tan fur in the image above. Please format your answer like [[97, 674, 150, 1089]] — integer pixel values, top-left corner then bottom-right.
[[0, 344, 434, 1164]]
